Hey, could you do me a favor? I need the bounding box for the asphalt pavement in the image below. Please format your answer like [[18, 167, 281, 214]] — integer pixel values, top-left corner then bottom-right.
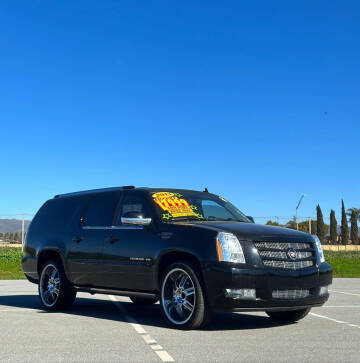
[[0, 278, 359, 362]]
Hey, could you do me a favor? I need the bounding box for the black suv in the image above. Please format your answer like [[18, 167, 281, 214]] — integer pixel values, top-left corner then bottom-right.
[[22, 186, 332, 329]]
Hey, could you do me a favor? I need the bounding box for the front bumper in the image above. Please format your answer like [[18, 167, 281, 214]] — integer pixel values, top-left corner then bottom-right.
[[203, 262, 332, 312]]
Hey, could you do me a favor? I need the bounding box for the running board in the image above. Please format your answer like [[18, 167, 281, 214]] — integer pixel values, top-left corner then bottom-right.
[[73, 286, 158, 299]]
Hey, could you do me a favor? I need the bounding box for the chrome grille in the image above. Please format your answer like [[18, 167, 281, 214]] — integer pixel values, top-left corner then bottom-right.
[[254, 241, 315, 270], [272, 289, 310, 300], [263, 260, 313, 269], [259, 251, 312, 259], [254, 242, 311, 250]]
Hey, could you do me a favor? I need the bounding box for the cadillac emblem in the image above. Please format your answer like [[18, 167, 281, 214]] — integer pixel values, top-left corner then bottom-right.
[[287, 248, 297, 261]]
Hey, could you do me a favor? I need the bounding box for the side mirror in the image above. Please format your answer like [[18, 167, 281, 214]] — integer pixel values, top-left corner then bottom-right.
[[121, 211, 152, 226], [246, 216, 255, 223]]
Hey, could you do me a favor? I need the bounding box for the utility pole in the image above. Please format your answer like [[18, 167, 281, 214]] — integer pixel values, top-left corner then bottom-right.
[[308, 217, 312, 234], [295, 194, 306, 231], [21, 214, 25, 245]]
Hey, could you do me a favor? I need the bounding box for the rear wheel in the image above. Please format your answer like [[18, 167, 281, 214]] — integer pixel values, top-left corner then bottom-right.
[[38, 259, 76, 311], [130, 297, 158, 306], [266, 308, 311, 322], [160, 262, 211, 330]]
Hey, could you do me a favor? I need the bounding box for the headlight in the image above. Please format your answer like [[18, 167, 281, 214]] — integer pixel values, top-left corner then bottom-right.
[[313, 235, 325, 263], [216, 232, 245, 264]]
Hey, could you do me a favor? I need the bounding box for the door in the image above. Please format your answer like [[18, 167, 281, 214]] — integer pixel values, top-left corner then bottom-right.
[[102, 192, 162, 291], [68, 192, 121, 286]]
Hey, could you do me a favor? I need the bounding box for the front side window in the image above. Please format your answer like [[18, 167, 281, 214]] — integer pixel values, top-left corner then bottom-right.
[[151, 191, 250, 223], [83, 194, 120, 226], [115, 195, 151, 225]]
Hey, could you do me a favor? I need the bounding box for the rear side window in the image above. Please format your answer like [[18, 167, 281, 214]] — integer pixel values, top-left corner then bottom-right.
[[83, 194, 120, 226], [29, 198, 82, 234]]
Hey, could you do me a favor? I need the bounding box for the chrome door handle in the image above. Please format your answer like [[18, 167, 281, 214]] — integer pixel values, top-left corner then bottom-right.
[[107, 235, 119, 244], [72, 235, 83, 243]]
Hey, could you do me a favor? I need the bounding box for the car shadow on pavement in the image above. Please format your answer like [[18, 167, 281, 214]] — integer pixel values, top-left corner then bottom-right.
[[0, 294, 290, 331]]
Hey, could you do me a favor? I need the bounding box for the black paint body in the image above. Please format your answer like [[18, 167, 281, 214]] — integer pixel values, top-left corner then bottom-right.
[[22, 187, 332, 311]]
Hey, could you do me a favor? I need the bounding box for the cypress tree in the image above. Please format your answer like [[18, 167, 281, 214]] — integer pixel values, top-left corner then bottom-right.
[[341, 200, 349, 245], [330, 210, 337, 244], [316, 205, 325, 243], [311, 220, 317, 235], [350, 210, 359, 245]]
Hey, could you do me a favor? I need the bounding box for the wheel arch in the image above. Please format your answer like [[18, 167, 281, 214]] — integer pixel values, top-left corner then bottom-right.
[[156, 250, 204, 290], [37, 248, 68, 279]]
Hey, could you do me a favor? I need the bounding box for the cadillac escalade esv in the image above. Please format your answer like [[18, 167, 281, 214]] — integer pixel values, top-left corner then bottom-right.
[[22, 186, 332, 329]]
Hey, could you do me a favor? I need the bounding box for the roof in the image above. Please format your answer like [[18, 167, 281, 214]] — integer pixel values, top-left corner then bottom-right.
[[54, 186, 209, 199], [54, 186, 135, 198]]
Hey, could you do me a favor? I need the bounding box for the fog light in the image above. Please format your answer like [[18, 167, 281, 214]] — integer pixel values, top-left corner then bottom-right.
[[225, 288, 256, 300], [319, 286, 329, 296]]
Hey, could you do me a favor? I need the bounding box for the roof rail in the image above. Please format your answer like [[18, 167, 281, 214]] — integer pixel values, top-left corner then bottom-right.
[[54, 186, 135, 198]]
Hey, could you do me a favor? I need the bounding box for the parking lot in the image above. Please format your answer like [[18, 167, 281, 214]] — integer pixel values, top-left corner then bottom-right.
[[0, 278, 359, 362]]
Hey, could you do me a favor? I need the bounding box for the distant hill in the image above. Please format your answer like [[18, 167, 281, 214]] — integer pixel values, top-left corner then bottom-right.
[[0, 219, 31, 233]]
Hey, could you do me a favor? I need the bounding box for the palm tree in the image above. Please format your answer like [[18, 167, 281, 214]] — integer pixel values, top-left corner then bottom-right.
[[346, 207, 360, 222]]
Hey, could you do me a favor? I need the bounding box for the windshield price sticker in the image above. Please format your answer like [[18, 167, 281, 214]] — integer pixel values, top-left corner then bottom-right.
[[152, 192, 202, 219]]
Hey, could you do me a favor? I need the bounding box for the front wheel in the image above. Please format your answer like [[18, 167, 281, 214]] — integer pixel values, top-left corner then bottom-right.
[[38, 259, 76, 311], [266, 308, 311, 322], [160, 262, 211, 330]]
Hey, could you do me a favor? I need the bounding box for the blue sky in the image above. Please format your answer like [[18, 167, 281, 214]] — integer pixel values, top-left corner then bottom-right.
[[1, 1, 359, 223]]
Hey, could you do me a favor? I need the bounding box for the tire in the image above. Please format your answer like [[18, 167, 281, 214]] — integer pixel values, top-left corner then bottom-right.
[[266, 308, 311, 322], [160, 261, 211, 330], [130, 297, 158, 306], [38, 258, 76, 311]]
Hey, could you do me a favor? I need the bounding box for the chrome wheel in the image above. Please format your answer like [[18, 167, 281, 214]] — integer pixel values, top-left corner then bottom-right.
[[161, 268, 196, 325], [40, 264, 60, 308]]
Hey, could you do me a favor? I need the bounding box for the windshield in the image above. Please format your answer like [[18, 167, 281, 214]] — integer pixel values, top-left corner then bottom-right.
[[151, 191, 251, 223]]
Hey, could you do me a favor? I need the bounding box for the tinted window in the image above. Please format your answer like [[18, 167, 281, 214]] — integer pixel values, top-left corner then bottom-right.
[[201, 200, 234, 219], [115, 195, 151, 224], [83, 194, 119, 226], [30, 197, 84, 233]]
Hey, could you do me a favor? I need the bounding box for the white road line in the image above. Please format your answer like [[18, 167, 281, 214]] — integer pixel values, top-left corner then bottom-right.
[[131, 323, 147, 334], [329, 290, 360, 297], [142, 334, 157, 344], [108, 295, 174, 362], [0, 308, 41, 312], [310, 312, 360, 329], [156, 351, 175, 362], [322, 305, 360, 308], [151, 345, 164, 351]]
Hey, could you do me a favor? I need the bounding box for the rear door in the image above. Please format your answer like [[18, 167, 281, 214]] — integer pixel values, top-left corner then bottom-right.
[[68, 192, 121, 286], [102, 191, 162, 291]]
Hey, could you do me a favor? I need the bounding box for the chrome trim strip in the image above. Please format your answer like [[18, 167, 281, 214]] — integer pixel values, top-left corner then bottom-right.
[[82, 225, 144, 230], [121, 217, 152, 226], [108, 225, 144, 230]]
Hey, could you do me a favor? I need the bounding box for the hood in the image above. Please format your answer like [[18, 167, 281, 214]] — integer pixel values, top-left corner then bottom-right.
[[176, 221, 314, 242]]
